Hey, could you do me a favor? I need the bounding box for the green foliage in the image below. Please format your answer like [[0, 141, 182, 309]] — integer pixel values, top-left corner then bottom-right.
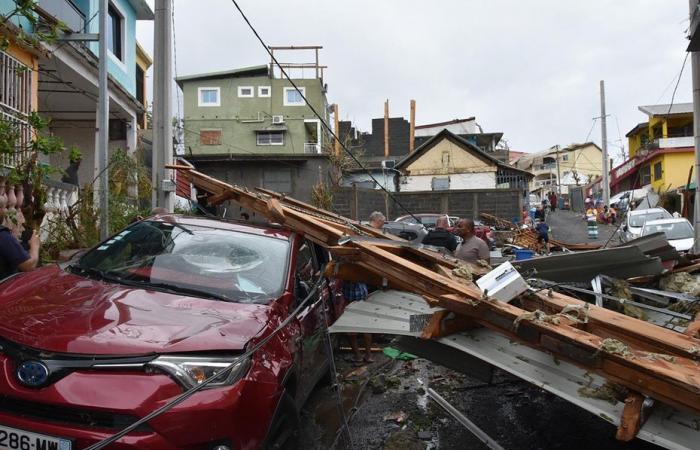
[[40, 149, 153, 262], [1, 2, 68, 51], [69, 146, 82, 163]]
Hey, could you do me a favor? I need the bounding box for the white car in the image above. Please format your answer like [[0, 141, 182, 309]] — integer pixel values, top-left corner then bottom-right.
[[622, 207, 672, 241], [641, 218, 695, 252]]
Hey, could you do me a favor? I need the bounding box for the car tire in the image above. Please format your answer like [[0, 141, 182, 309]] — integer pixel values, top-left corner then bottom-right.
[[263, 391, 300, 450]]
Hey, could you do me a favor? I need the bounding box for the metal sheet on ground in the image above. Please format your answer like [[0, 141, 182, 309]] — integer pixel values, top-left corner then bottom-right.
[[330, 290, 700, 450]]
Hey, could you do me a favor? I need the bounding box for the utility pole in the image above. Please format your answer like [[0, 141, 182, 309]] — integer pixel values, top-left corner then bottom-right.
[[600, 80, 610, 206], [555, 145, 562, 197], [689, 0, 700, 253], [384, 99, 390, 158], [97, 0, 109, 239], [152, 0, 175, 211], [409, 99, 416, 152]]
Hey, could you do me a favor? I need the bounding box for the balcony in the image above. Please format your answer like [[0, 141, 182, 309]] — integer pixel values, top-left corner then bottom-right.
[[304, 143, 321, 154], [657, 136, 694, 149], [36, 0, 86, 33]]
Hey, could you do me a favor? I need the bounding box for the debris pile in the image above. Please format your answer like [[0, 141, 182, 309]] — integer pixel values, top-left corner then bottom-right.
[[175, 165, 700, 445]]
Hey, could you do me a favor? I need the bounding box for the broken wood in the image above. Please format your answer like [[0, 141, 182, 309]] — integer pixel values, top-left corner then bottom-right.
[[615, 392, 647, 442], [421, 310, 480, 339], [176, 166, 700, 416]]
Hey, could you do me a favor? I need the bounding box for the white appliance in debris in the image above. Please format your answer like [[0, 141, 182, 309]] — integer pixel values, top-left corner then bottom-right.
[[475, 261, 528, 303]]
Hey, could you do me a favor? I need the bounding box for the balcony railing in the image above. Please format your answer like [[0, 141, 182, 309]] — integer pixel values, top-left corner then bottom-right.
[[304, 143, 321, 154], [36, 0, 86, 33], [657, 136, 694, 148], [0, 50, 33, 168], [534, 163, 557, 171]]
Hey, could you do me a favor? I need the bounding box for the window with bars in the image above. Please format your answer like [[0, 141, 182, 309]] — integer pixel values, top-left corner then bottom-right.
[[0, 49, 33, 167]]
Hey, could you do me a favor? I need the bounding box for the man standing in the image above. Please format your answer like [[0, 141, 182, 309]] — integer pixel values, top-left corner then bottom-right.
[[421, 215, 458, 253], [454, 218, 490, 264], [0, 226, 40, 279], [344, 211, 385, 364], [549, 192, 557, 213], [535, 219, 551, 254]]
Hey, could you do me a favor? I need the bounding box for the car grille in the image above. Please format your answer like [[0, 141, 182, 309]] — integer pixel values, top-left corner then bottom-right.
[[0, 396, 151, 431]]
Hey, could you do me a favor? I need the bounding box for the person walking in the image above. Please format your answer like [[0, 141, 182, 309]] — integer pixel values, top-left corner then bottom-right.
[[343, 211, 385, 364], [549, 192, 557, 213], [454, 218, 490, 264], [535, 219, 551, 254]]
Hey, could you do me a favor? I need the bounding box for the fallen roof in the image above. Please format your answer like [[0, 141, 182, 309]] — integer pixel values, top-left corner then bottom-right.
[[512, 246, 665, 283], [330, 290, 700, 450], [415, 117, 476, 129], [639, 103, 694, 117]]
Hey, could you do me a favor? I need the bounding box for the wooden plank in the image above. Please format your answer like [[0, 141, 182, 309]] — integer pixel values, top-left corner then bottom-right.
[[421, 310, 480, 339], [616, 392, 646, 442]]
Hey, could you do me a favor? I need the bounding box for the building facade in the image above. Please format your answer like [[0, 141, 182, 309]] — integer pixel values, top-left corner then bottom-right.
[[611, 103, 694, 194], [1, 0, 152, 190], [177, 62, 331, 206], [514, 142, 603, 196]]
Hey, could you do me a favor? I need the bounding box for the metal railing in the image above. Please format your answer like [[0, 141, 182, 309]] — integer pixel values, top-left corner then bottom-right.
[[0, 50, 33, 168], [304, 143, 320, 154]]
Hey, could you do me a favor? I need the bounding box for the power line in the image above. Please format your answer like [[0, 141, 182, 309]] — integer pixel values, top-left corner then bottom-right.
[[667, 52, 689, 117], [228, 0, 418, 221]]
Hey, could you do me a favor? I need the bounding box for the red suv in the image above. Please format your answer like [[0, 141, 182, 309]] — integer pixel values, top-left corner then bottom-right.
[[0, 216, 342, 449]]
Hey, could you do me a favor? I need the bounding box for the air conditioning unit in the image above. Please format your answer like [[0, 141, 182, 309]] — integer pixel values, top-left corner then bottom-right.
[[272, 115, 285, 124], [381, 159, 396, 169]]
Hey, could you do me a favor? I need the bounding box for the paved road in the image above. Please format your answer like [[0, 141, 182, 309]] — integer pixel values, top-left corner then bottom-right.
[[546, 209, 622, 246]]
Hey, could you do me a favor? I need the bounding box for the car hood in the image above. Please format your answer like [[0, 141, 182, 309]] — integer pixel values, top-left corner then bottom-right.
[[669, 238, 694, 252], [0, 266, 272, 355]]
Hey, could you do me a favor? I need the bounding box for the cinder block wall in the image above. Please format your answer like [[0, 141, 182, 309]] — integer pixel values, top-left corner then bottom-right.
[[332, 188, 521, 222]]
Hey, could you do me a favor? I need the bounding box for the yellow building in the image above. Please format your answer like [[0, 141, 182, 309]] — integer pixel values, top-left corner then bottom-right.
[[612, 103, 694, 193], [514, 142, 603, 196]]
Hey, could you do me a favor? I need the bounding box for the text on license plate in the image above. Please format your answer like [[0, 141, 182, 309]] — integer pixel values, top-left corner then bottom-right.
[[0, 425, 71, 450]]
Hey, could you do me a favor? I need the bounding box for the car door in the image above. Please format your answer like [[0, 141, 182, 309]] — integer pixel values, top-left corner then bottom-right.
[[292, 238, 328, 404]]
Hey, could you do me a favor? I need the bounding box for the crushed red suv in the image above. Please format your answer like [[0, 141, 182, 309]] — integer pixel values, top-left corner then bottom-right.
[[0, 215, 342, 449]]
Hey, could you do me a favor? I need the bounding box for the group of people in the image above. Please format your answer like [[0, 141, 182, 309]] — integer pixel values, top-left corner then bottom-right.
[[343, 211, 491, 363], [584, 199, 617, 225]]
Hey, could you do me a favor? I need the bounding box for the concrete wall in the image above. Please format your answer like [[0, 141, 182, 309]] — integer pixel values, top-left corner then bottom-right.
[[332, 187, 521, 222], [192, 156, 331, 217], [47, 121, 127, 187], [402, 173, 496, 191], [650, 151, 694, 191], [183, 76, 328, 156]]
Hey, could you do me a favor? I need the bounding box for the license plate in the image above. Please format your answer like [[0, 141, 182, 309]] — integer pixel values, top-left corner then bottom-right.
[[0, 425, 71, 450]]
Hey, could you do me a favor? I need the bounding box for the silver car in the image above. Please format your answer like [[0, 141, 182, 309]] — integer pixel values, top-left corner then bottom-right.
[[622, 207, 672, 241]]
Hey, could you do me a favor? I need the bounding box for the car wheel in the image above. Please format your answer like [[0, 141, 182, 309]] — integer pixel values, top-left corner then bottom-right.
[[263, 391, 300, 450]]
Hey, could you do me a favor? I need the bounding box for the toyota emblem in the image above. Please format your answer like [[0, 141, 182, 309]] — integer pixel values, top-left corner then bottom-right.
[[16, 360, 50, 387]]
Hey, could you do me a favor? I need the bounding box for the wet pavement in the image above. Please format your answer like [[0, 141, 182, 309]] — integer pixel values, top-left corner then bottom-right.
[[547, 209, 621, 246], [300, 340, 663, 450]]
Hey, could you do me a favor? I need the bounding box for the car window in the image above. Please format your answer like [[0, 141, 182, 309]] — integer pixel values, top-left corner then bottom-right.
[[630, 211, 671, 227], [296, 240, 320, 287], [75, 221, 290, 304], [642, 222, 694, 240]]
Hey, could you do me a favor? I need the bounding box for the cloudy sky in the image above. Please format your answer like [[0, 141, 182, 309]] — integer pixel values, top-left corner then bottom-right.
[[136, 0, 693, 160]]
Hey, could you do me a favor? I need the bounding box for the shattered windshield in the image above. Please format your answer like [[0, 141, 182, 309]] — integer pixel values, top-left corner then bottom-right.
[[73, 221, 290, 303], [642, 221, 694, 240], [629, 211, 671, 228]]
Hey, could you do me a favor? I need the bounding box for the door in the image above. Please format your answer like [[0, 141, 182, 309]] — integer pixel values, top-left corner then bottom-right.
[[293, 238, 327, 404]]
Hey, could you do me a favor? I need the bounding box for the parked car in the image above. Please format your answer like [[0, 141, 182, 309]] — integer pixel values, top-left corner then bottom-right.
[[622, 207, 673, 241], [641, 218, 695, 252], [393, 214, 494, 249], [383, 220, 428, 243], [0, 216, 342, 449], [394, 213, 459, 231]]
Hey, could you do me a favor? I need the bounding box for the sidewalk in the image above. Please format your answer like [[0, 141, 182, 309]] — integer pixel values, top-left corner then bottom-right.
[[546, 209, 621, 246]]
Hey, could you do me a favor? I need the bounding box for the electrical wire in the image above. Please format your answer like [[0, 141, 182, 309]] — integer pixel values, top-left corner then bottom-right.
[[84, 274, 327, 450], [228, 0, 419, 222], [667, 52, 689, 117]]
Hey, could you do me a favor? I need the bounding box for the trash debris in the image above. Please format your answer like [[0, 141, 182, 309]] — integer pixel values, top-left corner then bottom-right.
[[383, 430, 426, 450], [451, 265, 473, 281], [578, 381, 626, 405], [660, 272, 700, 297], [383, 347, 418, 361], [600, 338, 636, 359], [383, 411, 408, 423], [344, 365, 370, 380]]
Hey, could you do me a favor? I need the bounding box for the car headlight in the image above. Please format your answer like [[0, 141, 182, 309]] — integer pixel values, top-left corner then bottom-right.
[[147, 355, 251, 390]]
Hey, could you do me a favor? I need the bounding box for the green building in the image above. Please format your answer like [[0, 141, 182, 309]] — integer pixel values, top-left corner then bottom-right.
[[176, 64, 332, 207]]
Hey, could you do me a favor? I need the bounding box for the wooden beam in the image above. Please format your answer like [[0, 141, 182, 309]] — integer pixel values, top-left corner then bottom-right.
[[409, 99, 416, 152], [615, 392, 646, 442], [421, 310, 480, 339], [333, 104, 341, 156], [384, 99, 390, 158]]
